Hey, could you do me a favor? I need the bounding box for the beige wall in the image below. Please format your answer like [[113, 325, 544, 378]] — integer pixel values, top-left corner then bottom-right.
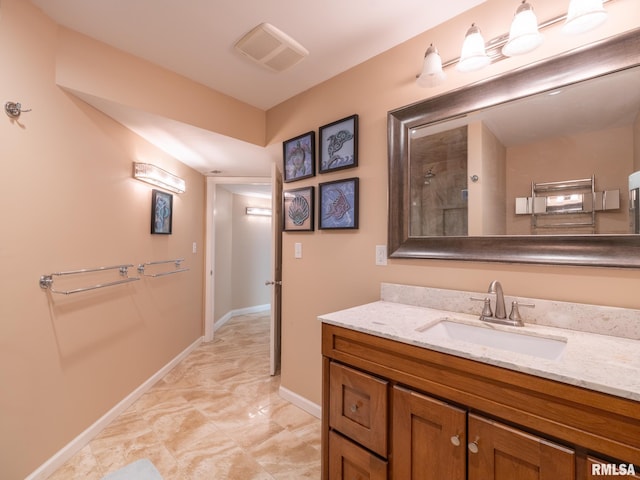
[[213, 190, 271, 323], [1, 1, 213, 478], [231, 195, 271, 310], [214, 187, 234, 321], [635, 111, 640, 171], [507, 126, 633, 235], [267, 0, 640, 406], [468, 121, 507, 235]]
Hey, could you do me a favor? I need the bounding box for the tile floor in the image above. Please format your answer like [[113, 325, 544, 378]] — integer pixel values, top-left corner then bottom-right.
[[47, 313, 322, 479]]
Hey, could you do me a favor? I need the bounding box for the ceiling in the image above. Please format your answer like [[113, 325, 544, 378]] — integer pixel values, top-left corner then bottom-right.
[[30, 0, 486, 180]]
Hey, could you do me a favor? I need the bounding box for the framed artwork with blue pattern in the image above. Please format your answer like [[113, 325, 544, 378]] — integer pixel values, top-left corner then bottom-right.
[[319, 177, 359, 230], [319, 114, 358, 173], [151, 189, 173, 234], [283, 186, 314, 231], [283, 131, 315, 182]]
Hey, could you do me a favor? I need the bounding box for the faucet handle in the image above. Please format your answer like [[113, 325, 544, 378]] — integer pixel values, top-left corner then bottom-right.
[[509, 301, 535, 323], [471, 296, 493, 319]]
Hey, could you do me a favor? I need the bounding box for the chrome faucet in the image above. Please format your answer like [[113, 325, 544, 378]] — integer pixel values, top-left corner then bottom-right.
[[472, 280, 534, 326], [488, 280, 506, 319]]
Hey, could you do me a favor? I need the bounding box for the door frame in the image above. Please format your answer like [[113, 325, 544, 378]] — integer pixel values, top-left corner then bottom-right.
[[204, 176, 272, 342]]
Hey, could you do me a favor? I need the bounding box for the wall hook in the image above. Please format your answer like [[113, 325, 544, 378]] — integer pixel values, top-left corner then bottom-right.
[[5, 101, 32, 118]]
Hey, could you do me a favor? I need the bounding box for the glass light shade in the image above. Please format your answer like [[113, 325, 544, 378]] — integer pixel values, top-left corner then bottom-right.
[[563, 0, 608, 34], [133, 162, 186, 194], [456, 24, 491, 72], [416, 44, 446, 88], [502, 1, 543, 56]]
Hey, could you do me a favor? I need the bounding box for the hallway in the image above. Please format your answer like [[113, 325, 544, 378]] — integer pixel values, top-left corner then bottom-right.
[[47, 313, 321, 479]]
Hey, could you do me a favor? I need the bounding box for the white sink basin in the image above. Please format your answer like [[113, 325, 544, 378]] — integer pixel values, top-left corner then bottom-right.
[[418, 319, 567, 360]]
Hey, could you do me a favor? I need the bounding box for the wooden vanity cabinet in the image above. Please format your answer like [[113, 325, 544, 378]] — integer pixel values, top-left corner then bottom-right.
[[322, 323, 640, 480], [392, 386, 466, 480], [467, 413, 575, 479], [393, 385, 574, 480], [329, 430, 387, 480], [329, 362, 388, 457]]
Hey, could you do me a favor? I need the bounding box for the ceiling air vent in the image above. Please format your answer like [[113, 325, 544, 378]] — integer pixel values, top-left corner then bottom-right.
[[234, 23, 309, 72]]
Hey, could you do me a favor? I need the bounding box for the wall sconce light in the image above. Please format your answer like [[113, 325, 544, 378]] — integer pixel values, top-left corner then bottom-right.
[[563, 0, 608, 34], [456, 23, 491, 72], [246, 207, 272, 217], [133, 162, 186, 194], [417, 44, 447, 87], [502, 1, 543, 57], [416, 0, 612, 87]]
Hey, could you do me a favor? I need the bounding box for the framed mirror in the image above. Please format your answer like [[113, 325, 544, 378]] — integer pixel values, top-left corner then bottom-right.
[[388, 28, 640, 268]]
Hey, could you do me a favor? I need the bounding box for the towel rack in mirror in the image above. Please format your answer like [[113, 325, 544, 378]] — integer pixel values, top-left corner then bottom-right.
[[137, 259, 189, 277], [40, 264, 140, 295]]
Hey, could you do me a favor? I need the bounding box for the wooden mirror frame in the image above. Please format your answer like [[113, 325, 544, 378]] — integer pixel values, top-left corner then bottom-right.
[[388, 28, 640, 268]]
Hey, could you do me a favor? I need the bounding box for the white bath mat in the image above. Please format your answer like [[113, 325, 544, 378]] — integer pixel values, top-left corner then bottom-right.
[[101, 459, 164, 480]]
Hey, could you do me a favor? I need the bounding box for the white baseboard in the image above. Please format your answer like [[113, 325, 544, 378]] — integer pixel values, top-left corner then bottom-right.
[[214, 304, 270, 332], [279, 386, 322, 419], [26, 337, 203, 480]]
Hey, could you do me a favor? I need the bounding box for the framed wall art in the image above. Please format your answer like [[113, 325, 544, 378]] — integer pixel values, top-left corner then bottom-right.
[[283, 131, 315, 182], [283, 186, 314, 231], [151, 189, 173, 234], [318, 177, 359, 230], [319, 114, 358, 173]]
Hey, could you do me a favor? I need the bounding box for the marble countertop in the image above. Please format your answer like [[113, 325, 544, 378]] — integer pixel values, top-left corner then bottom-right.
[[319, 301, 640, 402]]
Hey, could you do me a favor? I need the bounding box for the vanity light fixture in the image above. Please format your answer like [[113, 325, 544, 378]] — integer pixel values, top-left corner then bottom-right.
[[563, 0, 608, 35], [416, 0, 612, 87], [416, 44, 447, 87], [245, 207, 272, 217], [502, 1, 543, 57], [133, 162, 186, 194], [456, 23, 491, 72]]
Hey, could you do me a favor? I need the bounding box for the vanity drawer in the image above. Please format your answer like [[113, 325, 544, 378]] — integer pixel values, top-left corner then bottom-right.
[[329, 362, 388, 457], [329, 430, 387, 480]]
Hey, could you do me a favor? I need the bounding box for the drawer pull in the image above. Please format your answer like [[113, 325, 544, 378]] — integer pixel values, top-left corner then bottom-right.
[[350, 403, 359, 413], [468, 437, 480, 454], [450, 434, 461, 447]]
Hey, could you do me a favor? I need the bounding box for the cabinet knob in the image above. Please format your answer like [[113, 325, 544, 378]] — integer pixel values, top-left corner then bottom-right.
[[350, 403, 359, 413], [468, 437, 480, 454], [450, 434, 461, 447]]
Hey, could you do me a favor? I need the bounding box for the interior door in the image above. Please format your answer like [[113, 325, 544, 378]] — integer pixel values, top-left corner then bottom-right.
[[269, 164, 283, 375]]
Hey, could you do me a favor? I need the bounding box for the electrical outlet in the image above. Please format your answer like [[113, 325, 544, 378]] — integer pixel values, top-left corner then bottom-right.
[[375, 245, 387, 266]]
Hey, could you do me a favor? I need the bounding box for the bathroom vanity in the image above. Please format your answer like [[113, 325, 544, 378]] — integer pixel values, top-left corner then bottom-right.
[[320, 285, 640, 479]]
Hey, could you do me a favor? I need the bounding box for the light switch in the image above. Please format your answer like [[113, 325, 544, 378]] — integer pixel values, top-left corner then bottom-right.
[[294, 242, 302, 259], [192, 242, 197, 254]]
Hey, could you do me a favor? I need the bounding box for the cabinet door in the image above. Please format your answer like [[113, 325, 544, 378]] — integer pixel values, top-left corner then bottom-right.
[[468, 414, 575, 480], [585, 456, 640, 479], [329, 431, 387, 480], [329, 362, 388, 457], [392, 386, 466, 480]]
